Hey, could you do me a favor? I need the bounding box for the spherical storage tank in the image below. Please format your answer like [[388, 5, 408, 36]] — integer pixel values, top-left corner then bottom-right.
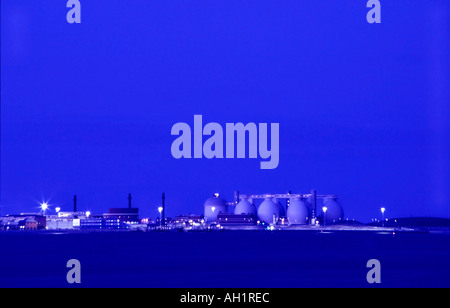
[[320, 197, 344, 224], [234, 199, 256, 216], [204, 195, 228, 222], [287, 198, 310, 225], [257, 198, 279, 225]]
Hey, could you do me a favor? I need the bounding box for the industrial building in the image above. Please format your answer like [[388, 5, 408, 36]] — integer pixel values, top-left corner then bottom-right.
[[45, 194, 140, 230], [103, 208, 139, 224], [173, 215, 203, 225], [0, 190, 344, 232], [46, 208, 139, 231], [204, 190, 344, 226], [217, 213, 256, 226], [0, 214, 46, 231]]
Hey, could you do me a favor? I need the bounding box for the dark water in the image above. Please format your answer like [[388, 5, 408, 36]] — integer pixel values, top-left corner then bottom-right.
[[1, 231, 449, 288]]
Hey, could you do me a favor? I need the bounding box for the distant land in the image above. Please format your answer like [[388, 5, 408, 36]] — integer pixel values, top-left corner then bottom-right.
[[369, 217, 450, 228]]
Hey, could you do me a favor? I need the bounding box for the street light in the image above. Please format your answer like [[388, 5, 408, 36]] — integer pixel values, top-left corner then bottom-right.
[[158, 206, 163, 226], [86, 211, 91, 218], [381, 207, 386, 227], [322, 206, 328, 227], [40, 202, 49, 215]]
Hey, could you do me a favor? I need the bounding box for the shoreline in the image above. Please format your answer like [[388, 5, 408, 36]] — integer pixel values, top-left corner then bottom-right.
[[1, 225, 449, 234]]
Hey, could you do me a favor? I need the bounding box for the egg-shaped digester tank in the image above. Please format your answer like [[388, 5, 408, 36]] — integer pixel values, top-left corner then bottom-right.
[[257, 198, 279, 224], [287, 198, 310, 225], [319, 197, 344, 224], [234, 199, 257, 215], [204, 195, 228, 222]]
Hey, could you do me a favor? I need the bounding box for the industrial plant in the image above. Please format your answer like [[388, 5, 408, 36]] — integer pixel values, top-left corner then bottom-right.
[[204, 190, 344, 229], [0, 194, 143, 232], [0, 189, 351, 232]]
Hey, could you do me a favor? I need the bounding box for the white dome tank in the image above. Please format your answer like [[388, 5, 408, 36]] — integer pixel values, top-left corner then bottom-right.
[[287, 198, 310, 225], [204, 195, 228, 222], [320, 197, 344, 224], [257, 198, 279, 224], [234, 199, 256, 215]]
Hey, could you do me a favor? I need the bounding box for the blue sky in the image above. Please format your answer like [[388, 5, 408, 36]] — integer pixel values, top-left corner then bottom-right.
[[1, 0, 449, 221]]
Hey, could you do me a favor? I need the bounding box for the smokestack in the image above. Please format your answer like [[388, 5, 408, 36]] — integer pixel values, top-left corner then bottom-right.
[[162, 192, 165, 227], [128, 193, 132, 209], [74, 195, 77, 212]]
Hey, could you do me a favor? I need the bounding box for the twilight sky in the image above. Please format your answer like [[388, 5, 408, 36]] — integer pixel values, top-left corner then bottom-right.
[[1, 0, 449, 221]]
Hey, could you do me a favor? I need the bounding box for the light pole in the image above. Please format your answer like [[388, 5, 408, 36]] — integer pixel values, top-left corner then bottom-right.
[[322, 206, 327, 227], [55, 207, 61, 229], [40, 202, 49, 216], [158, 206, 163, 227], [381, 207, 386, 227]]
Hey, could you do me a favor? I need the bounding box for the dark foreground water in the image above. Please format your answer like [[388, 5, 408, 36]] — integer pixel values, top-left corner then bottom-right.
[[1, 231, 449, 288]]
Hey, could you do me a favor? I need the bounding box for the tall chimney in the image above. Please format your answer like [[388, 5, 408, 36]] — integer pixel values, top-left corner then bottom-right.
[[74, 195, 77, 212], [162, 192, 165, 227], [128, 193, 132, 209]]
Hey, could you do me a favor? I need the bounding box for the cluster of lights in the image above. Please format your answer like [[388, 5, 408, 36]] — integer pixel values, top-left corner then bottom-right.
[[40, 201, 92, 218], [37, 198, 390, 230]]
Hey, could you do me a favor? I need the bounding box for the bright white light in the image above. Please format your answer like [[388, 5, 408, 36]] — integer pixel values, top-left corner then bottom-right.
[[41, 202, 49, 211], [86, 211, 91, 218], [214, 193, 219, 198], [322, 206, 328, 213], [381, 207, 386, 213], [158, 207, 163, 213], [55, 207, 61, 213], [211, 207, 216, 212]]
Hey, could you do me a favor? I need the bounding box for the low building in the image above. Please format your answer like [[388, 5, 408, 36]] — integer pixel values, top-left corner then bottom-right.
[[46, 217, 75, 230], [80, 218, 103, 230], [173, 215, 203, 224], [46, 212, 91, 230], [57, 211, 88, 219], [217, 213, 256, 226], [103, 208, 139, 224], [0, 214, 46, 230], [24, 218, 38, 230]]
